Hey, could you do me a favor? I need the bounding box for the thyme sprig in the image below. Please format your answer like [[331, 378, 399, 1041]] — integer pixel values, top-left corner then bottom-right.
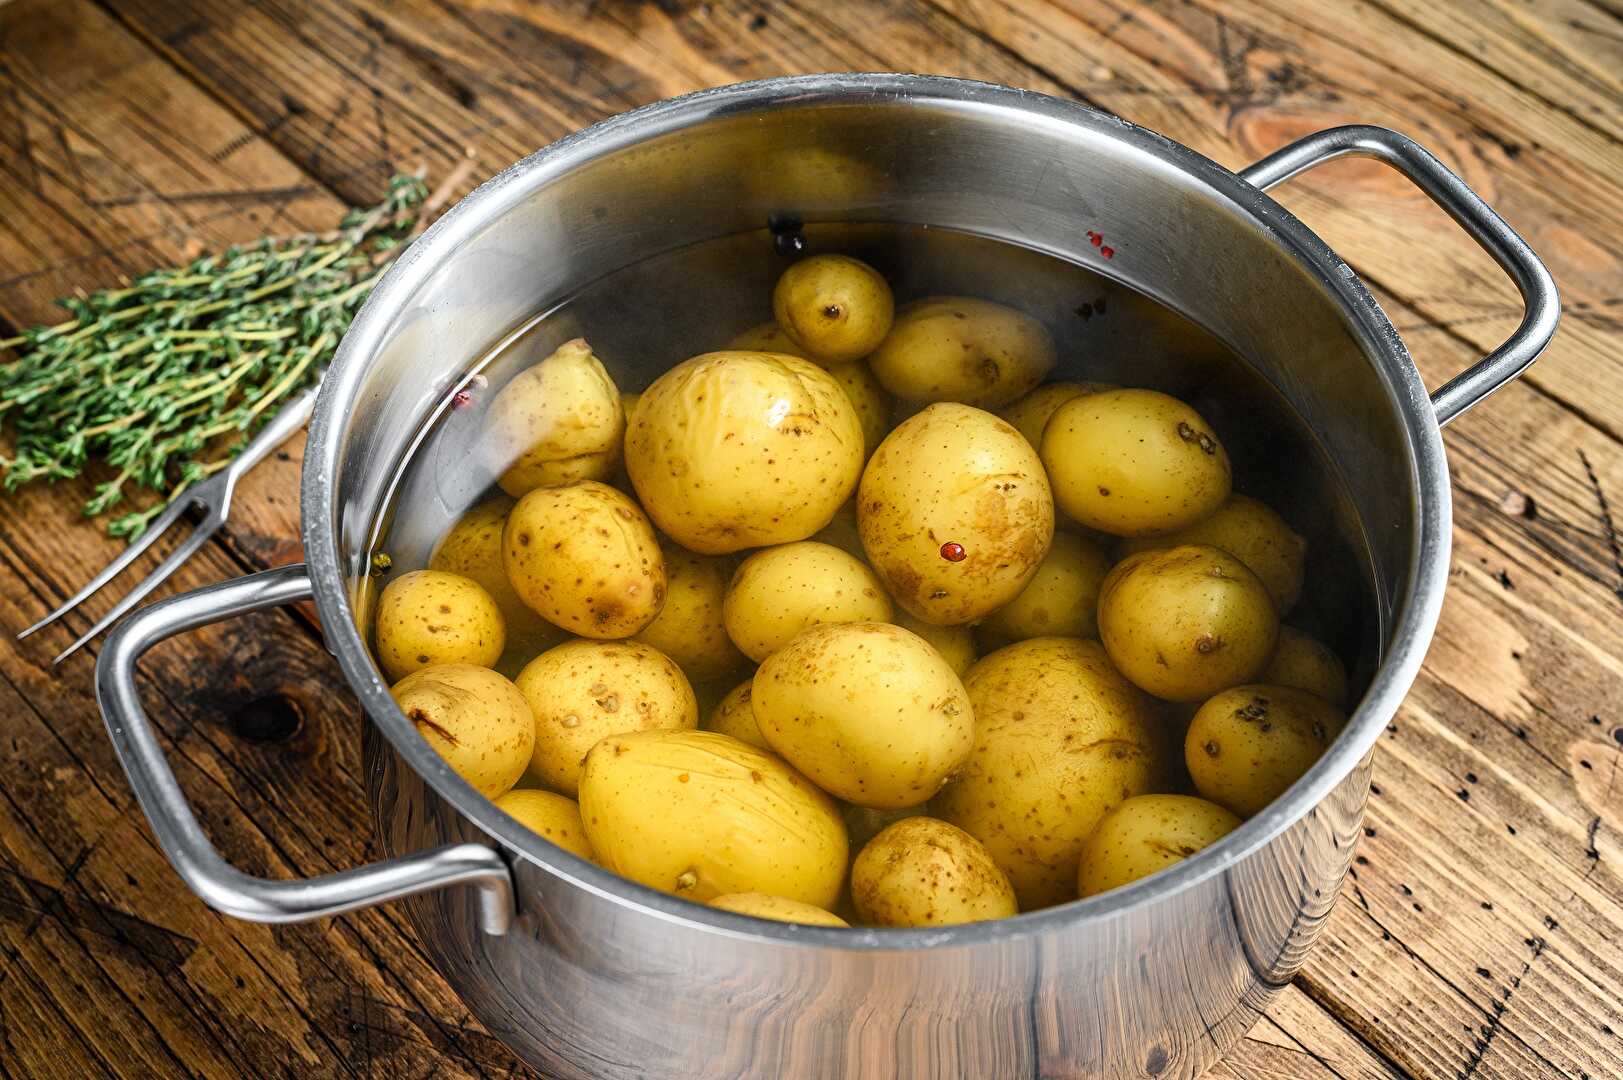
[[0, 173, 432, 539]]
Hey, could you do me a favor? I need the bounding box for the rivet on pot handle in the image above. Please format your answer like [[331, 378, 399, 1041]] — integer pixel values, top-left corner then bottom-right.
[[94, 564, 515, 934], [1239, 125, 1560, 426]]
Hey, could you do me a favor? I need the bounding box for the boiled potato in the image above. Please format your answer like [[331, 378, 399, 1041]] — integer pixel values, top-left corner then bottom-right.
[[704, 677, 768, 750], [726, 321, 809, 358], [999, 380, 1115, 448], [773, 255, 894, 364], [494, 788, 596, 861], [1119, 494, 1306, 612], [723, 542, 892, 662], [859, 403, 1054, 625], [374, 570, 504, 681], [516, 639, 698, 795], [851, 818, 1017, 927], [485, 338, 624, 497], [503, 481, 665, 639], [828, 360, 892, 458], [1097, 545, 1279, 702], [1042, 389, 1231, 537], [978, 530, 1110, 646], [625, 351, 865, 554], [391, 663, 532, 798], [429, 496, 568, 668], [1076, 794, 1241, 897], [868, 297, 1056, 408], [754, 622, 973, 808], [635, 543, 744, 682], [709, 892, 848, 927], [811, 499, 865, 558], [933, 637, 1162, 909], [578, 730, 847, 906], [1264, 627, 1350, 707], [892, 610, 976, 678], [747, 146, 883, 215], [1185, 684, 1347, 816], [842, 803, 928, 852]]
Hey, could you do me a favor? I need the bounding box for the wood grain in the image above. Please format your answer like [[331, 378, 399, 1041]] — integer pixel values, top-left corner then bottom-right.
[[0, 0, 1619, 1076]]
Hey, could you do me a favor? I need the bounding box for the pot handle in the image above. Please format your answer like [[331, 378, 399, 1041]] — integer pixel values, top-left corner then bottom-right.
[[94, 563, 515, 935], [1239, 125, 1559, 426]]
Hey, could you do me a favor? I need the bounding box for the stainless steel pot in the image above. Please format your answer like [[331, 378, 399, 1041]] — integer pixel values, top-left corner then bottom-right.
[[97, 75, 1557, 1079]]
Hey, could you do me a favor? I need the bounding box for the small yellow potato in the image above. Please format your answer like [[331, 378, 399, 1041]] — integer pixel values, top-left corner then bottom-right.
[[515, 639, 698, 795], [725, 321, 810, 358], [754, 622, 973, 808], [494, 788, 596, 862], [625, 351, 865, 554], [892, 610, 976, 678], [1186, 685, 1347, 816], [851, 818, 1017, 927], [933, 637, 1162, 909], [429, 496, 568, 665], [503, 481, 665, 639], [391, 664, 533, 798], [868, 296, 1056, 408], [709, 892, 849, 927], [1097, 546, 1279, 703], [842, 803, 928, 853], [485, 338, 624, 497], [1118, 494, 1306, 612], [723, 542, 893, 663], [859, 403, 1054, 625], [704, 677, 768, 750], [578, 730, 847, 907], [772, 255, 895, 364], [998, 380, 1116, 448], [811, 499, 865, 558], [1041, 389, 1232, 537], [1264, 627, 1350, 707], [1076, 794, 1241, 897], [978, 531, 1110, 645], [634, 544, 744, 682], [828, 360, 892, 459], [374, 570, 504, 681]]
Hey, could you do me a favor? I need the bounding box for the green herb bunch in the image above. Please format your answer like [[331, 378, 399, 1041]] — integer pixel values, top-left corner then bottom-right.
[[0, 173, 431, 539]]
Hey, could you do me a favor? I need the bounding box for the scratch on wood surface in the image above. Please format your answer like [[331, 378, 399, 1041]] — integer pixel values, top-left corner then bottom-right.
[[1577, 448, 1623, 608], [1459, 935, 1546, 1079]]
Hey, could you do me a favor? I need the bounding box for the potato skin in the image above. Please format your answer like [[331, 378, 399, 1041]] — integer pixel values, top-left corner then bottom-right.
[[485, 338, 624, 497], [634, 543, 744, 682], [773, 255, 895, 364], [1042, 389, 1231, 537], [998, 380, 1115, 449], [375, 570, 505, 681], [390, 664, 533, 798], [842, 803, 927, 852], [1098, 545, 1279, 703], [868, 297, 1056, 408], [503, 481, 665, 639], [754, 622, 974, 809], [859, 403, 1054, 626], [709, 892, 849, 927], [515, 639, 698, 795], [429, 497, 568, 668], [892, 610, 976, 678], [1076, 794, 1241, 897], [827, 360, 892, 459], [494, 788, 596, 862], [625, 351, 865, 554], [979, 530, 1110, 646], [933, 637, 1163, 909], [725, 321, 809, 358], [1263, 626, 1350, 707], [704, 678, 768, 750], [1185, 684, 1347, 816], [1119, 494, 1306, 613], [723, 541, 892, 663], [578, 730, 847, 907], [851, 817, 1017, 927]]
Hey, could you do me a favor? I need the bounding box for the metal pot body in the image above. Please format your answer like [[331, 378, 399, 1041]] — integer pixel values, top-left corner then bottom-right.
[[96, 75, 1557, 1080]]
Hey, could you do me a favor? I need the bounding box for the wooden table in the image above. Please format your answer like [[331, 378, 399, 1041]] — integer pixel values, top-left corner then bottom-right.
[[0, 1, 1618, 1076]]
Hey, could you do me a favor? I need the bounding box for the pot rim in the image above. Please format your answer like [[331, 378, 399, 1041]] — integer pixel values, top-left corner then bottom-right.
[[303, 72, 1449, 949]]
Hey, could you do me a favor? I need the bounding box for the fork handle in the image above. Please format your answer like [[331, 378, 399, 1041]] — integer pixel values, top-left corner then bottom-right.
[[226, 386, 318, 481]]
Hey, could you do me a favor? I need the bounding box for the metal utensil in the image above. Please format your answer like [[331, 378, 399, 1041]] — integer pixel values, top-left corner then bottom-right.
[[19, 386, 316, 665]]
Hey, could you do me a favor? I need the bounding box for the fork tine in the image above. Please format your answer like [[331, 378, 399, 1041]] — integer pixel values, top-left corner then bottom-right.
[[17, 492, 201, 641], [51, 515, 223, 666]]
